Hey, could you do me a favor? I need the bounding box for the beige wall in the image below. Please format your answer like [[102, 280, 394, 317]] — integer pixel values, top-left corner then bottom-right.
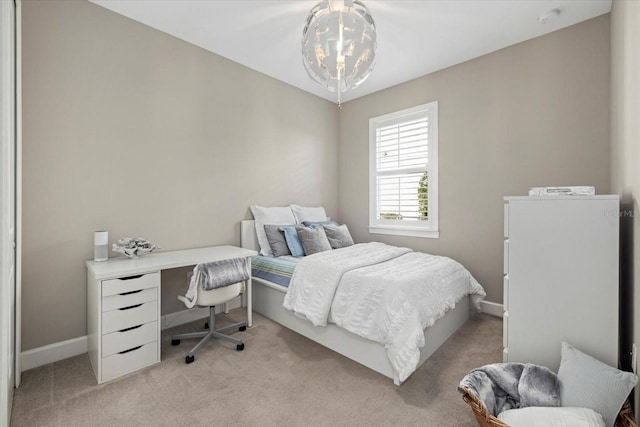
[[610, 0, 640, 418], [21, 0, 338, 350], [21, 1, 614, 353], [338, 16, 611, 304]]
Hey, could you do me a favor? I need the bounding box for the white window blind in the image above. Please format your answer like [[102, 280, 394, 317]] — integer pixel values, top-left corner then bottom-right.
[[369, 102, 438, 238], [376, 117, 429, 221]]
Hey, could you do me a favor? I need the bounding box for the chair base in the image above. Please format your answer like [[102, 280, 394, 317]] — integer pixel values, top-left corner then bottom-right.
[[171, 306, 245, 363]]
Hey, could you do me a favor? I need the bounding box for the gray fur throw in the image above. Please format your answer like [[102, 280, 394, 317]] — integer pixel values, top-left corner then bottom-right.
[[458, 363, 559, 416]]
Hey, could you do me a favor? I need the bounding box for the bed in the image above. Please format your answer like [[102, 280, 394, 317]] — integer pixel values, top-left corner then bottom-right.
[[241, 219, 485, 385]]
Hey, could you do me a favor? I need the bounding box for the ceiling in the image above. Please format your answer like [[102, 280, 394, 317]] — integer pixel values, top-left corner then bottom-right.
[[90, 0, 612, 105]]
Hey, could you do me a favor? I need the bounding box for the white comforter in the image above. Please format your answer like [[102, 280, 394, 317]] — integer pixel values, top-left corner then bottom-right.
[[282, 242, 486, 384]]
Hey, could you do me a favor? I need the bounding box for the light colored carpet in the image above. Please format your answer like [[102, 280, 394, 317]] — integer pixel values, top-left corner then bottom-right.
[[11, 310, 501, 427]]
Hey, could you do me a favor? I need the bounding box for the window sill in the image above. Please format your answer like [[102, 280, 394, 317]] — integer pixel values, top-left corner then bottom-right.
[[368, 225, 439, 239]]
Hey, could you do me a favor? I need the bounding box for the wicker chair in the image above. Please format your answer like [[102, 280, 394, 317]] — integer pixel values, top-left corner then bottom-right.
[[461, 387, 638, 427]]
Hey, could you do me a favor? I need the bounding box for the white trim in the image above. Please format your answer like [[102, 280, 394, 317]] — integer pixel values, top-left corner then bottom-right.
[[21, 336, 88, 372], [20, 299, 244, 371], [0, 2, 16, 424], [161, 296, 242, 329], [161, 307, 210, 331], [480, 300, 504, 318], [368, 101, 439, 238], [368, 225, 439, 239], [15, 0, 22, 388], [428, 102, 439, 233], [159, 299, 242, 330]]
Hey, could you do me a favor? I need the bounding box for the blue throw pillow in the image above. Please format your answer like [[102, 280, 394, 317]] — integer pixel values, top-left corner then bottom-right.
[[280, 226, 306, 257]]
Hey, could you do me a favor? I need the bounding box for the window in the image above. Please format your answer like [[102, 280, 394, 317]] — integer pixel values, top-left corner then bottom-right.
[[369, 101, 438, 238]]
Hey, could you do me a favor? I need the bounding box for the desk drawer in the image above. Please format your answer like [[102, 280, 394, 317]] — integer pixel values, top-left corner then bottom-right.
[[102, 287, 157, 312], [101, 341, 158, 383], [102, 301, 157, 334], [102, 321, 158, 357], [102, 272, 159, 297]]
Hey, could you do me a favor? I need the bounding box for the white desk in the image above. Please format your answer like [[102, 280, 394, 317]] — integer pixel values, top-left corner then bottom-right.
[[86, 245, 257, 384]]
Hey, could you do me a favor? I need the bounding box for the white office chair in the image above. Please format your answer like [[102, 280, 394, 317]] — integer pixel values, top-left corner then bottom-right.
[[171, 281, 246, 364]]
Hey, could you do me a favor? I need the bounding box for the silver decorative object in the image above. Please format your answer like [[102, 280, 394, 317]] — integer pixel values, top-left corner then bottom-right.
[[112, 237, 160, 259]]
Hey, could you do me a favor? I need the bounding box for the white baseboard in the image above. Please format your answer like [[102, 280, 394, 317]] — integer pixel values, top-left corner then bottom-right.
[[21, 335, 88, 372], [162, 297, 242, 329], [21, 298, 244, 373], [480, 300, 504, 318], [161, 307, 210, 330], [23, 297, 491, 372]]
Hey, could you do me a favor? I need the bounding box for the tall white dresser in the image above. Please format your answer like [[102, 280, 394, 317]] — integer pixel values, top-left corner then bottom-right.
[[503, 195, 619, 372]]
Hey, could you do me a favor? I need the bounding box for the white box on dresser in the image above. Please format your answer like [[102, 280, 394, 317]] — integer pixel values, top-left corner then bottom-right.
[[503, 195, 619, 372]]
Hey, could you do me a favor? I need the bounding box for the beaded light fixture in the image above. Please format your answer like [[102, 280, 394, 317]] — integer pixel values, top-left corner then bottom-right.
[[301, 0, 377, 107]]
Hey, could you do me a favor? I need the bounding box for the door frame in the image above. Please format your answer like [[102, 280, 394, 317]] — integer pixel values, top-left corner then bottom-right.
[[0, 0, 18, 425]]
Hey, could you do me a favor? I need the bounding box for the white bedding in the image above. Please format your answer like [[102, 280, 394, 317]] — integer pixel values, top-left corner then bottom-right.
[[282, 242, 486, 383]]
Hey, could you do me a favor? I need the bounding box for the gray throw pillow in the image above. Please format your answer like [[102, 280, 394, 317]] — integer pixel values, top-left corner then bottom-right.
[[322, 224, 354, 249], [295, 226, 332, 255], [558, 342, 638, 427], [264, 224, 293, 257], [301, 220, 338, 228]]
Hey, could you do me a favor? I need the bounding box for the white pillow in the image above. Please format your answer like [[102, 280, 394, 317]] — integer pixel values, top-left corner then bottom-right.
[[497, 407, 605, 427], [558, 342, 638, 427], [290, 204, 328, 224], [250, 205, 296, 256]]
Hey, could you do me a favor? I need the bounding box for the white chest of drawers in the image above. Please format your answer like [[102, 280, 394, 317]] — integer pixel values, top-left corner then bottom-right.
[[503, 195, 619, 372], [87, 270, 161, 384]]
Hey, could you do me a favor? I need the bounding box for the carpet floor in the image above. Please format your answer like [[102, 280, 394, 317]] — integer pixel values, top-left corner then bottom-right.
[[11, 310, 501, 427]]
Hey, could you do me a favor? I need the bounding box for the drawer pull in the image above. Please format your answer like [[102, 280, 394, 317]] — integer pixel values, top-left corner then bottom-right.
[[119, 324, 143, 333], [118, 345, 142, 355], [119, 303, 143, 311], [118, 275, 144, 281], [119, 289, 143, 296]]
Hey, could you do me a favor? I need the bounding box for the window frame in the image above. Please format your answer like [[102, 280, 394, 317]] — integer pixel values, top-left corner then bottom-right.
[[368, 101, 439, 239]]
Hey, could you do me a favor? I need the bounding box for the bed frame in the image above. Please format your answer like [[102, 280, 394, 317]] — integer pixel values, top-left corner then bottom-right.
[[240, 220, 470, 385]]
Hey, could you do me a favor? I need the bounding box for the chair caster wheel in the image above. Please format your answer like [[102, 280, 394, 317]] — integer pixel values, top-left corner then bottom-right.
[[171, 339, 180, 346], [239, 326, 247, 331], [204, 322, 209, 329], [185, 355, 195, 364], [236, 343, 244, 351]]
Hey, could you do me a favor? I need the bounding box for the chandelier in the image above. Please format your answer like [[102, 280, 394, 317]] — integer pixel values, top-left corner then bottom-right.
[[301, 0, 377, 107]]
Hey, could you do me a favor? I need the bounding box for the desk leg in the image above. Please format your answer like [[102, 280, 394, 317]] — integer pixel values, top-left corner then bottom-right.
[[247, 257, 253, 328], [247, 277, 253, 327]]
